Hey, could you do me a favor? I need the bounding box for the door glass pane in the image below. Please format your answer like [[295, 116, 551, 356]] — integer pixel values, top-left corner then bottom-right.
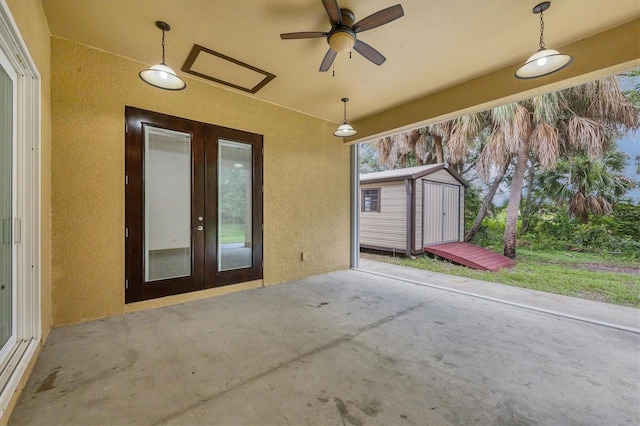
[[144, 127, 192, 282], [0, 63, 12, 348], [218, 140, 252, 271]]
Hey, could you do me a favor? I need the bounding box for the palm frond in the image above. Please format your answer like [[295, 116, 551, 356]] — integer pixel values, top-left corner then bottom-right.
[[588, 77, 640, 131], [567, 116, 606, 158], [532, 92, 562, 125], [447, 114, 486, 164], [568, 192, 586, 218], [477, 127, 509, 181], [372, 136, 392, 168], [530, 123, 559, 169]]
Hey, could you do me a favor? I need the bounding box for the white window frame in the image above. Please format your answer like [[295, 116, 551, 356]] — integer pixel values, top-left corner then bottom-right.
[[0, 0, 41, 417]]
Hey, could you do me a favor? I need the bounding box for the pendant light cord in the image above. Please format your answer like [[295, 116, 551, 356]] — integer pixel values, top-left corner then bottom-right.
[[343, 99, 347, 124], [161, 29, 166, 64], [538, 9, 545, 49]]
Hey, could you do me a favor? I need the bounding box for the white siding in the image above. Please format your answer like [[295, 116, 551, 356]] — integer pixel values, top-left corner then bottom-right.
[[360, 182, 407, 251], [423, 169, 461, 186]]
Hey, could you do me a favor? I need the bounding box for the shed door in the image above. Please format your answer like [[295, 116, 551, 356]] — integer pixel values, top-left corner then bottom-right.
[[422, 181, 460, 246]]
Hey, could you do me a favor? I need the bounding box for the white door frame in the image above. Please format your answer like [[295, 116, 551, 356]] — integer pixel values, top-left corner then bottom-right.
[[0, 0, 41, 417]]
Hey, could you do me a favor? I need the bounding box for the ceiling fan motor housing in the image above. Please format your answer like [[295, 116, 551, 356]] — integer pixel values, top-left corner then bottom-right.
[[328, 9, 356, 53]]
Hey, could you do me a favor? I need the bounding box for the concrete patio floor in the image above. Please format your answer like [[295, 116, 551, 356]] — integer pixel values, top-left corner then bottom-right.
[[9, 261, 640, 425]]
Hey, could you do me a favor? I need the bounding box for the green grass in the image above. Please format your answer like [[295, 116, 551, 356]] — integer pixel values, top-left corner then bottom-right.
[[219, 223, 246, 244], [362, 249, 640, 308]]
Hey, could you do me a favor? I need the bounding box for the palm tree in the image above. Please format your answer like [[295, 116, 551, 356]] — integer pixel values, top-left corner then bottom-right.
[[537, 147, 634, 223], [502, 77, 638, 258]]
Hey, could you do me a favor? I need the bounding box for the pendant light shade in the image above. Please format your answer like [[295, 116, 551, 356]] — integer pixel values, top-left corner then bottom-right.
[[334, 98, 357, 137], [515, 2, 572, 79], [139, 21, 186, 91]]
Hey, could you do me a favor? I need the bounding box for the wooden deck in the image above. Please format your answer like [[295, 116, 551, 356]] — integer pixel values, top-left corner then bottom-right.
[[424, 242, 515, 271]]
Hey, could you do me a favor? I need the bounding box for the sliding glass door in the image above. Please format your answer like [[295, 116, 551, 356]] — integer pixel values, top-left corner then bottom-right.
[[0, 3, 42, 414], [0, 55, 15, 357]]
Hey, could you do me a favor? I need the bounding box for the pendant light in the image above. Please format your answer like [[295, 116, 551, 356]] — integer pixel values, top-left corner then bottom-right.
[[139, 21, 186, 90], [333, 98, 357, 137], [515, 2, 573, 79], [233, 147, 244, 169]]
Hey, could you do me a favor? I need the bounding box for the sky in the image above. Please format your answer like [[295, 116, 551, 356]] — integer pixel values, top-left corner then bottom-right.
[[617, 74, 639, 202]]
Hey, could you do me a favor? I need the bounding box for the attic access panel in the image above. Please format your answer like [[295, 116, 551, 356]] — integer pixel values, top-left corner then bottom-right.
[[182, 44, 276, 94]]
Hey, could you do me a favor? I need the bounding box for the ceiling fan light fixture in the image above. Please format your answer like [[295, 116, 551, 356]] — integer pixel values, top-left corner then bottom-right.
[[139, 21, 186, 91], [515, 2, 572, 79], [334, 98, 357, 137], [328, 30, 355, 53]]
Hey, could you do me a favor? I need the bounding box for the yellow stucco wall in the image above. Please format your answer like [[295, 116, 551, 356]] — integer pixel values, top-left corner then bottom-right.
[[5, 0, 52, 338], [50, 37, 350, 326]]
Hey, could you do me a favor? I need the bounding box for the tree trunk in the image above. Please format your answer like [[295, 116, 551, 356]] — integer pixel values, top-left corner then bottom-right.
[[519, 161, 537, 236], [581, 211, 590, 224], [434, 135, 444, 163], [465, 160, 510, 242], [503, 140, 530, 259]]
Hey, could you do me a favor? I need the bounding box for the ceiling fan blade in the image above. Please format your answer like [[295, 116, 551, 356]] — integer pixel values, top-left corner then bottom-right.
[[353, 40, 386, 66], [280, 31, 328, 39], [353, 4, 404, 33], [322, 0, 342, 26], [319, 48, 337, 72]]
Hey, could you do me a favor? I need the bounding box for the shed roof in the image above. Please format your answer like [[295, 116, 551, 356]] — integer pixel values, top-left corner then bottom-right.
[[360, 164, 468, 187]]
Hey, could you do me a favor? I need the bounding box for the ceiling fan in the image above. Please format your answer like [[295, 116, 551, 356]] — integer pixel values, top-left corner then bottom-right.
[[280, 0, 404, 72]]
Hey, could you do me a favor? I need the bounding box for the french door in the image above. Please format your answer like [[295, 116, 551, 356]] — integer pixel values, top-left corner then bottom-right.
[[125, 107, 263, 303]]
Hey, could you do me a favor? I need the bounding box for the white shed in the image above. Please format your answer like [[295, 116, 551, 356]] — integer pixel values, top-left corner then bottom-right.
[[359, 164, 468, 256]]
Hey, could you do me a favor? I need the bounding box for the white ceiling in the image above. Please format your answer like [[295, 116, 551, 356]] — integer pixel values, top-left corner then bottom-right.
[[41, 0, 640, 124]]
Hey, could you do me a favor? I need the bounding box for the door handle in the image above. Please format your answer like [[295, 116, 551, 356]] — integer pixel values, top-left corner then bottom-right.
[[193, 226, 204, 232]]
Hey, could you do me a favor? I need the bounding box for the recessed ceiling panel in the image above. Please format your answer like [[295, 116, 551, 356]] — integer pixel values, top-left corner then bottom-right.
[[182, 44, 275, 94]]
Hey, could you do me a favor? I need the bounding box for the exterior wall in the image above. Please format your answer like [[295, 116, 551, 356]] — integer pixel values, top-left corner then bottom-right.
[[360, 182, 406, 252], [50, 38, 350, 326]]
